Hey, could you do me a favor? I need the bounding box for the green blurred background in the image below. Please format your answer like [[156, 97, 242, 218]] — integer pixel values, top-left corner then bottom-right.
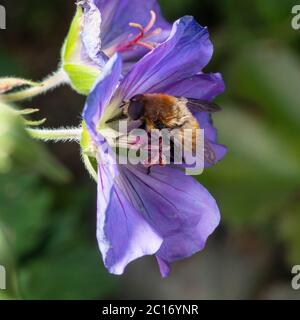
[[1, 0, 300, 299]]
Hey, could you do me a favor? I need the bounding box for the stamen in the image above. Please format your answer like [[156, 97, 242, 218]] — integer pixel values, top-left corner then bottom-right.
[[144, 10, 157, 33], [143, 28, 162, 40], [105, 10, 162, 57], [128, 22, 144, 33], [136, 41, 156, 50]]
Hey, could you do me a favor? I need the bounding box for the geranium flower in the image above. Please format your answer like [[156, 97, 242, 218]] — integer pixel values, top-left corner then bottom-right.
[[78, 0, 171, 72], [82, 16, 226, 277]]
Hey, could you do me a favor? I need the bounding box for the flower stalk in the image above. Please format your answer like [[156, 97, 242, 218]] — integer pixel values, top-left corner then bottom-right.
[[26, 127, 82, 142], [1, 69, 69, 103]]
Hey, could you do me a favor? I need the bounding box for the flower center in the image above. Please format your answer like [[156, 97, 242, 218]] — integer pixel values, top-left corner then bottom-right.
[[105, 11, 162, 57]]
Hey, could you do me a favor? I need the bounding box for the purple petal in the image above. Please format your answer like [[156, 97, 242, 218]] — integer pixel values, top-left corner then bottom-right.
[[197, 113, 217, 141], [161, 73, 225, 101], [94, 0, 170, 49], [80, 0, 108, 68], [156, 256, 171, 278], [193, 112, 228, 167], [97, 151, 163, 275], [117, 16, 213, 100], [119, 165, 220, 277], [83, 54, 122, 142], [80, 0, 170, 69], [204, 140, 228, 168]]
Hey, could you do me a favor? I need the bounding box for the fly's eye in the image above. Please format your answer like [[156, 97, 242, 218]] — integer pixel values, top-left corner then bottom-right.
[[128, 100, 145, 120], [130, 94, 143, 103]]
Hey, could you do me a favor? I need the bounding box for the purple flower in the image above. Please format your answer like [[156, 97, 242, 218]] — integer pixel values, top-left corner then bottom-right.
[[83, 16, 226, 277], [78, 0, 171, 72]]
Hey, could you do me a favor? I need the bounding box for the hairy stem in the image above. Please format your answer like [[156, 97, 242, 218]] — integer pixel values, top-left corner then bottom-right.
[[1, 69, 68, 103], [27, 127, 82, 142]]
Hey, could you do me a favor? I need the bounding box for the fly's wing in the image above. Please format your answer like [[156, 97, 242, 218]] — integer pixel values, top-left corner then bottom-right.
[[183, 98, 220, 165], [181, 98, 222, 113], [171, 127, 201, 161], [169, 133, 218, 167], [171, 132, 218, 165]]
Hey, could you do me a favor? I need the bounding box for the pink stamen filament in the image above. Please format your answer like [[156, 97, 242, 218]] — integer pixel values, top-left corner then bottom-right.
[[107, 10, 161, 56], [136, 41, 156, 51], [143, 28, 162, 40]]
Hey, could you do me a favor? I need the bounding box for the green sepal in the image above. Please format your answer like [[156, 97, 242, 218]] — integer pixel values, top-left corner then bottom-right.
[[61, 7, 101, 95], [63, 64, 100, 95], [80, 122, 93, 153], [23, 118, 47, 127], [80, 122, 98, 181]]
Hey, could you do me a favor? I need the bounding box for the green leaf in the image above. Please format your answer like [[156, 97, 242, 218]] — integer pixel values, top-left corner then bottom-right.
[[17, 187, 116, 300], [214, 104, 300, 182], [0, 173, 52, 256], [278, 203, 300, 265], [0, 102, 70, 182], [19, 245, 116, 300], [229, 43, 300, 133], [0, 224, 20, 298]]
